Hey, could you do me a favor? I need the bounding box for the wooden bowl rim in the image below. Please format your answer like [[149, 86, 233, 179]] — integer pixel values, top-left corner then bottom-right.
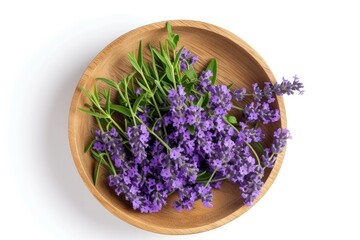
[[68, 20, 287, 235]]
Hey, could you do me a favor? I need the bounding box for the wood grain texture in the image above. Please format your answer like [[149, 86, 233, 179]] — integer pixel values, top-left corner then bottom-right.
[[68, 20, 287, 235]]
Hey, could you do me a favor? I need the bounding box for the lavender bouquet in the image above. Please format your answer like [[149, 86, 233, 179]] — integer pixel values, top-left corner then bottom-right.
[[80, 23, 303, 213]]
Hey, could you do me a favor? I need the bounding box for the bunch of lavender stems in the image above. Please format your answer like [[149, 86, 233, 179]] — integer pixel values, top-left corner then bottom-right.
[[80, 22, 303, 213]]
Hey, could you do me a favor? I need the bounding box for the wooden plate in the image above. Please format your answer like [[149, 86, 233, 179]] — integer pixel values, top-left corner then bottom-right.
[[68, 20, 286, 234]]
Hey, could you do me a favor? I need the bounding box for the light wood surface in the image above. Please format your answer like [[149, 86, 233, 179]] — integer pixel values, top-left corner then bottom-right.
[[68, 20, 287, 234]]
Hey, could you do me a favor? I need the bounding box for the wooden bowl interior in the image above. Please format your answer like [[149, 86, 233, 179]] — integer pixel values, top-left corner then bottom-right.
[[69, 21, 286, 234]]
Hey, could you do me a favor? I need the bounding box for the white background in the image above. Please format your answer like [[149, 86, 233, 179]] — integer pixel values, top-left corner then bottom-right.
[[1, 0, 359, 239]]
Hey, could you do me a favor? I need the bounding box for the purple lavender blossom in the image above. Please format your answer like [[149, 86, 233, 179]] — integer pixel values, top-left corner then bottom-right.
[[233, 88, 246, 102], [135, 87, 142, 96], [252, 83, 264, 101], [196, 70, 213, 93], [243, 102, 280, 124], [93, 128, 125, 168], [237, 122, 265, 143], [239, 166, 264, 206], [261, 148, 277, 168], [234, 75, 303, 102], [136, 107, 150, 126], [174, 183, 213, 210], [273, 75, 304, 96], [127, 124, 150, 164], [168, 85, 186, 109], [208, 85, 232, 117], [179, 48, 198, 71], [263, 82, 275, 103], [271, 128, 291, 154]]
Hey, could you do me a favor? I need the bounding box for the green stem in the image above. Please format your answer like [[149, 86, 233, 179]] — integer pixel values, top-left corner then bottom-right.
[[205, 169, 217, 187], [232, 105, 244, 111], [135, 115, 171, 151], [105, 151, 117, 175], [139, 71, 163, 118], [94, 112, 104, 132], [107, 117, 126, 137], [139, 71, 169, 142], [123, 78, 137, 126], [245, 141, 262, 167], [198, 177, 227, 183]]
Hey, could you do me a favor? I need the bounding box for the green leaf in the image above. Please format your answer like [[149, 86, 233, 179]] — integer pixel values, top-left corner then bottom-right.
[[184, 82, 194, 95], [143, 64, 151, 78], [84, 103, 92, 109], [196, 96, 204, 107], [252, 142, 265, 154], [226, 115, 238, 124], [159, 106, 170, 111], [151, 51, 159, 80], [187, 125, 195, 135], [93, 82, 99, 101], [166, 39, 176, 49], [137, 40, 143, 68], [166, 22, 174, 37], [93, 159, 101, 185], [174, 46, 184, 64], [128, 53, 142, 73], [165, 64, 175, 85], [95, 78, 117, 88], [110, 104, 132, 117], [196, 171, 212, 181], [137, 80, 150, 93], [227, 83, 234, 89], [105, 89, 111, 114], [78, 108, 106, 118], [154, 90, 164, 104], [154, 80, 168, 98], [164, 54, 176, 85], [84, 139, 94, 153], [202, 93, 209, 108], [172, 34, 179, 47], [197, 170, 207, 178], [132, 93, 146, 113], [124, 118, 128, 130], [150, 46, 166, 64], [184, 68, 197, 80], [80, 86, 92, 99], [206, 59, 217, 84]]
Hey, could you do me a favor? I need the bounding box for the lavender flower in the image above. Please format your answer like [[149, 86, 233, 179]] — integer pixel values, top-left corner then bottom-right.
[[263, 82, 275, 103], [252, 83, 264, 101], [271, 128, 291, 154], [179, 48, 198, 71], [93, 128, 126, 168], [209, 85, 232, 117], [196, 70, 213, 93], [261, 148, 277, 168], [273, 75, 304, 96], [233, 88, 246, 102], [127, 124, 150, 164], [136, 107, 150, 126], [243, 102, 280, 124], [239, 166, 264, 206], [234, 75, 304, 102], [238, 122, 265, 143], [174, 183, 213, 210], [168, 85, 186, 109]]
